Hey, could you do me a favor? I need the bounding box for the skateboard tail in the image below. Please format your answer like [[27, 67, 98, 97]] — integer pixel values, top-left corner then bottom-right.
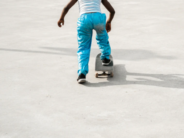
[[95, 53, 114, 78]]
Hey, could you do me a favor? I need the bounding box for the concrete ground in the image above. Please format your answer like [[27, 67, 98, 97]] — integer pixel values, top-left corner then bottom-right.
[[0, 0, 184, 137]]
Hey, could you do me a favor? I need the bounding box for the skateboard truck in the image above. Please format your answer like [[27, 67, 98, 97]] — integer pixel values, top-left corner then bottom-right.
[[95, 71, 113, 78]]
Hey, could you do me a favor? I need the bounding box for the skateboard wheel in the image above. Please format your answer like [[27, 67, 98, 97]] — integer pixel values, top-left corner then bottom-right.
[[95, 73, 98, 78], [110, 72, 113, 77]]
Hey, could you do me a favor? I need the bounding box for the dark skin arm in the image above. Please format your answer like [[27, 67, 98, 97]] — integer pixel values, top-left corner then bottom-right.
[[58, 0, 115, 33], [102, 0, 115, 32], [58, 0, 77, 27]]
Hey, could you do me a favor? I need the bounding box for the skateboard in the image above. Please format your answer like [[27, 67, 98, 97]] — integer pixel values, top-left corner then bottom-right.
[[95, 53, 114, 78]]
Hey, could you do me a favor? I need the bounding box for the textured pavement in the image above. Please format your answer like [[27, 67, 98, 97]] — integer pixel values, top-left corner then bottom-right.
[[0, 0, 184, 137]]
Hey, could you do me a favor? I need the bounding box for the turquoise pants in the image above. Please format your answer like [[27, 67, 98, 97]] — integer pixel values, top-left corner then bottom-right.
[[77, 12, 111, 76]]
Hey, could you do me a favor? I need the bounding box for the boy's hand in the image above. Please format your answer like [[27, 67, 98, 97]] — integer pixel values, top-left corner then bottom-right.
[[58, 0, 77, 28], [106, 22, 111, 33], [58, 19, 64, 27]]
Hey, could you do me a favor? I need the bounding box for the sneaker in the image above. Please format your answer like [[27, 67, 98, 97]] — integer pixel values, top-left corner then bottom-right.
[[102, 58, 111, 66], [77, 73, 86, 84]]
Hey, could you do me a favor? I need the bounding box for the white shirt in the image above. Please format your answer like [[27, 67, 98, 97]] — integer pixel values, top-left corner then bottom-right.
[[78, 0, 102, 16]]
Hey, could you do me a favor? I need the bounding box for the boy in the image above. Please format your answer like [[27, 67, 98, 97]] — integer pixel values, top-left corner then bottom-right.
[[58, 0, 115, 84]]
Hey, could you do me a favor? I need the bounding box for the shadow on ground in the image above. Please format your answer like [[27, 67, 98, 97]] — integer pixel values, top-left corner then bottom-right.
[[85, 64, 184, 89], [41, 47, 174, 60], [0, 47, 183, 89], [0, 47, 174, 60]]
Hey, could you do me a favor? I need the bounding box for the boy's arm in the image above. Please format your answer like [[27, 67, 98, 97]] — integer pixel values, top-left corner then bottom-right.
[[102, 0, 115, 32], [102, 0, 115, 23], [58, 0, 78, 27]]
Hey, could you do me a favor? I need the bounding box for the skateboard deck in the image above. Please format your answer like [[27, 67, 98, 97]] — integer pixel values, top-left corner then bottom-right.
[[95, 53, 114, 78]]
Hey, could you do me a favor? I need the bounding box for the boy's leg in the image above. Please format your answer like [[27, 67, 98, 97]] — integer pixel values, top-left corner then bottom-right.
[[93, 13, 111, 60], [96, 30, 111, 60], [77, 14, 93, 76]]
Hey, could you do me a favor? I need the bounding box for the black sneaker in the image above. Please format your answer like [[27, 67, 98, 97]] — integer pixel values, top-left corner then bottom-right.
[[77, 73, 86, 84], [102, 58, 111, 66]]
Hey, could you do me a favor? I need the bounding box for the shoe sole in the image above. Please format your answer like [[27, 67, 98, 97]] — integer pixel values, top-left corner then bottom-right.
[[78, 79, 86, 84], [102, 60, 112, 66]]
